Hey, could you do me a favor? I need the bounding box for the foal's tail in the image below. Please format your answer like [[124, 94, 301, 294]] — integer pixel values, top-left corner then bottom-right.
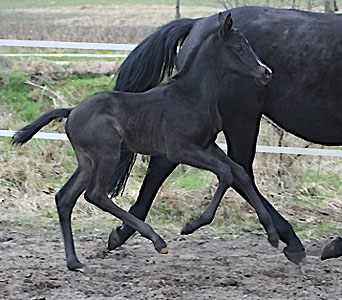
[[12, 108, 72, 146]]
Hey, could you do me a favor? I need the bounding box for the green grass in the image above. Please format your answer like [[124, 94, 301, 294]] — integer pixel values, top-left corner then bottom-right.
[[54, 74, 114, 104], [0, 71, 41, 121], [304, 170, 342, 192], [291, 169, 342, 207], [293, 221, 342, 239], [166, 168, 214, 190], [0, 69, 114, 122]]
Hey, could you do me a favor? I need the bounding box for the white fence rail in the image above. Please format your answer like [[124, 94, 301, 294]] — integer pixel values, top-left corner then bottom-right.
[[1, 39, 341, 158], [0, 53, 128, 58], [0, 39, 136, 51], [1, 130, 342, 157]]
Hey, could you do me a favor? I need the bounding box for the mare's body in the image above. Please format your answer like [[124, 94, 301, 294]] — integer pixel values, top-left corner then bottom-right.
[[109, 7, 342, 262]]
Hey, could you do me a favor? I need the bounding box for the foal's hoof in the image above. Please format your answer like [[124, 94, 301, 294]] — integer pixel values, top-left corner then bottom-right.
[[181, 224, 193, 235], [159, 247, 169, 254], [181, 221, 199, 235], [321, 237, 342, 260], [67, 260, 85, 272], [108, 226, 124, 251], [283, 247, 307, 265], [154, 240, 169, 254], [268, 233, 280, 249]]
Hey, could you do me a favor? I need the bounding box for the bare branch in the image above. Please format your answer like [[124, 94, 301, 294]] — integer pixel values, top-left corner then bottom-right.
[[25, 80, 67, 108], [216, 0, 233, 10]]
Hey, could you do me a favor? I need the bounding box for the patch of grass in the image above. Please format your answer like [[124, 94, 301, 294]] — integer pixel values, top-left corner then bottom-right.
[[166, 167, 214, 190], [54, 74, 113, 104], [304, 170, 342, 192], [0, 69, 113, 123], [293, 221, 342, 239], [0, 71, 41, 121]]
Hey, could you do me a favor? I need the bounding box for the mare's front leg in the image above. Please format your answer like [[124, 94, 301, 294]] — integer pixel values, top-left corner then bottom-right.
[[108, 155, 178, 250], [222, 116, 306, 264]]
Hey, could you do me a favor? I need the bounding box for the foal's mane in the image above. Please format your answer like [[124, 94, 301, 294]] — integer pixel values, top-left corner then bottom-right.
[[167, 31, 217, 84]]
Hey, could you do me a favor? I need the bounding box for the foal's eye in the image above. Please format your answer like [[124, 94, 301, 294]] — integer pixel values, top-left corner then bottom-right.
[[235, 47, 243, 53]]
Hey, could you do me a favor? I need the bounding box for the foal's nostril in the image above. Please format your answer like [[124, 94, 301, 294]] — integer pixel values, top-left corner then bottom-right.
[[265, 68, 272, 79]]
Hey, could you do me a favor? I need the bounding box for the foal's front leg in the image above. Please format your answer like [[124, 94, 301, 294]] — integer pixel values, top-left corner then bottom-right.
[[169, 144, 279, 248]]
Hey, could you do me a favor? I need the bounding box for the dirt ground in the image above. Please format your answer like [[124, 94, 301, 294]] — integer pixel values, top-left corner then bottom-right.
[[1, 220, 342, 300]]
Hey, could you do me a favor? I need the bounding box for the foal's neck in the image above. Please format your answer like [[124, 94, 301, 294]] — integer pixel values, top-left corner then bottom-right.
[[172, 39, 223, 112]]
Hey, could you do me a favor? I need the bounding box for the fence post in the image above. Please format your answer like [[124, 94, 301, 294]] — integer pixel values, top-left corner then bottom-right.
[[175, 0, 181, 19]]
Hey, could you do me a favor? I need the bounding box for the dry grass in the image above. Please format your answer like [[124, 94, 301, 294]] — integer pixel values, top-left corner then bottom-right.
[[1, 1, 332, 44], [0, 4, 218, 44]]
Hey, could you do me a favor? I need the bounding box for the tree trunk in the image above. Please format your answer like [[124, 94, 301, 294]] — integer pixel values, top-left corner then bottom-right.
[[334, 0, 339, 11], [175, 0, 181, 19]]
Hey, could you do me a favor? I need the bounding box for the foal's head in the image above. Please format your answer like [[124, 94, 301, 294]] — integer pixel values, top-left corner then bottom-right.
[[214, 13, 272, 86]]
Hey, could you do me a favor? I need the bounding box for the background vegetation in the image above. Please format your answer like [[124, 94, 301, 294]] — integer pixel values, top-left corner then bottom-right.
[[1, 0, 342, 240]]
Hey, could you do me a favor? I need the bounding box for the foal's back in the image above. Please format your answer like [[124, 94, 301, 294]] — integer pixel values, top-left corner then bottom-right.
[[66, 82, 216, 158]]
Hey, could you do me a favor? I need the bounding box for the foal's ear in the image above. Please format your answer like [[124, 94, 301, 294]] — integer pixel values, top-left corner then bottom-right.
[[219, 12, 233, 37]]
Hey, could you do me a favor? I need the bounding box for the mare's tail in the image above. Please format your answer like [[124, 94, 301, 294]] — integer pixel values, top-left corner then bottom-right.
[[12, 108, 72, 146], [108, 17, 197, 197], [114, 17, 197, 93]]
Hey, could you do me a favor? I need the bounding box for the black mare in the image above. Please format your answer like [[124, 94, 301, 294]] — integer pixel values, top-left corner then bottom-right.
[[13, 14, 277, 271], [109, 6, 342, 263]]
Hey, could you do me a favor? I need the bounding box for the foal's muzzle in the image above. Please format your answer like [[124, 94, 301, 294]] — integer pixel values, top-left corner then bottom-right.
[[256, 65, 272, 86]]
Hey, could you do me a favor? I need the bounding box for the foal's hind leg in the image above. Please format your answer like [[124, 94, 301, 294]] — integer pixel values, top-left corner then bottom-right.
[[55, 166, 89, 271], [84, 149, 168, 254], [108, 156, 178, 250]]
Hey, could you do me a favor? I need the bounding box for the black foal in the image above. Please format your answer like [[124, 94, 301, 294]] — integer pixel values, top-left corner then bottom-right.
[[13, 13, 276, 271]]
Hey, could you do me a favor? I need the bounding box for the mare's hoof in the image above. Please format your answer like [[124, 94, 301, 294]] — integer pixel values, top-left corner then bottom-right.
[[283, 247, 307, 265], [321, 237, 342, 260], [108, 226, 123, 251]]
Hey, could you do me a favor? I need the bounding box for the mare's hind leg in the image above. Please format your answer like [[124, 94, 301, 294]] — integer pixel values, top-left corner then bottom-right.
[[55, 165, 90, 271], [170, 144, 279, 248], [84, 147, 168, 254]]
